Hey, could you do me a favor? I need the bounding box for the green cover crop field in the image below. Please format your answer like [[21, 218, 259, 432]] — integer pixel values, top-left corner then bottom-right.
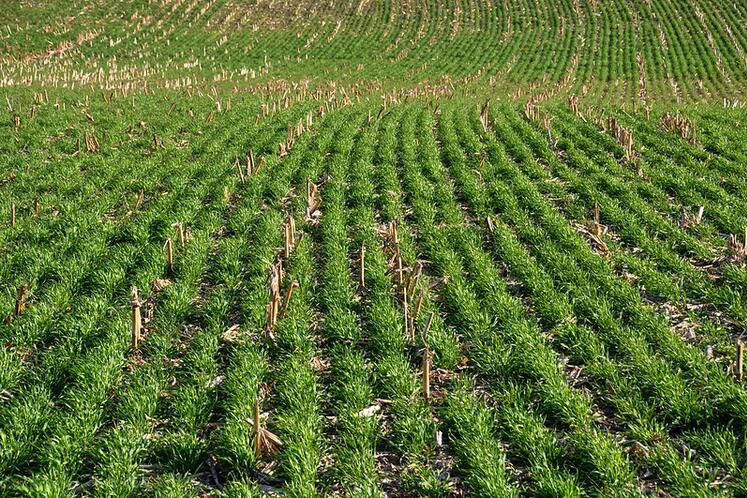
[[1, 0, 747, 496]]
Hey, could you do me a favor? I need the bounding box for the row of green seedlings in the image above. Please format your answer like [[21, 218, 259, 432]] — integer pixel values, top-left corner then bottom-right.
[[233, 109, 317, 184], [313, 103, 465, 493], [463, 103, 648, 491], [376, 219, 436, 400], [5, 187, 149, 234], [209, 104, 342, 495], [567, 98, 637, 164], [590, 198, 747, 303], [409, 105, 622, 495], [497, 104, 747, 395], [130, 101, 294, 358], [6, 0, 744, 102], [570, 99, 747, 247], [572, 107, 747, 320], [629, 107, 747, 204], [5, 199, 39, 226], [251, 146, 328, 474], [659, 111, 697, 144], [234, 109, 318, 184], [6, 142, 190, 330], [302, 109, 441, 492], [4, 198, 61, 325], [0, 150, 229, 479], [521, 104, 747, 329], [545, 109, 711, 254], [314, 106, 456, 492], [245, 177, 326, 491], [0, 93, 230, 335], [90, 222, 212, 496], [258, 110, 366, 495], [7, 91, 258, 490], [615, 107, 747, 238], [0, 97, 317, 491], [358, 105, 462, 493], [129, 222, 191, 349], [309, 112, 381, 493], [7, 174, 226, 493], [262, 171, 339, 335], [129, 102, 334, 489], [458, 103, 744, 492], [264, 212, 300, 339], [470, 102, 747, 490]]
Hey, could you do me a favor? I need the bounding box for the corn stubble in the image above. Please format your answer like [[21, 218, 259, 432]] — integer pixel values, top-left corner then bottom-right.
[[2, 1, 747, 495]]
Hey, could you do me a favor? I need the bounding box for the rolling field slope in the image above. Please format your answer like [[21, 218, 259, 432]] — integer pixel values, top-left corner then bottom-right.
[[1, 0, 747, 496]]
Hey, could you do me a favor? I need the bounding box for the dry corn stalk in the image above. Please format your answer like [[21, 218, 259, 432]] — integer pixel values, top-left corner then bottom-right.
[[10, 202, 15, 227], [524, 100, 538, 121], [480, 100, 490, 132], [246, 149, 255, 178], [266, 261, 283, 333], [284, 223, 291, 259], [696, 206, 705, 224], [680, 206, 705, 228], [131, 287, 142, 350], [254, 157, 265, 176], [252, 395, 281, 458], [134, 190, 144, 211], [390, 220, 410, 339], [582, 202, 609, 254], [280, 281, 299, 319], [305, 178, 322, 223], [164, 238, 174, 273], [253, 396, 261, 457], [422, 345, 432, 402], [84, 131, 100, 152], [540, 113, 552, 141], [360, 243, 366, 288], [33, 199, 39, 218], [414, 288, 424, 322], [567, 95, 583, 119], [728, 229, 747, 263], [175, 222, 186, 247], [407, 262, 423, 300], [235, 159, 245, 184], [390, 220, 404, 285], [403, 280, 411, 342], [661, 112, 697, 144], [14, 285, 27, 316], [736, 340, 744, 381], [152, 134, 164, 149], [603, 116, 634, 162], [421, 311, 435, 345], [284, 216, 296, 259]]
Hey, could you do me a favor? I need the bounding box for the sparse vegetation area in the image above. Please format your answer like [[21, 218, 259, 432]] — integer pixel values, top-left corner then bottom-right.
[[1, 0, 747, 496]]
